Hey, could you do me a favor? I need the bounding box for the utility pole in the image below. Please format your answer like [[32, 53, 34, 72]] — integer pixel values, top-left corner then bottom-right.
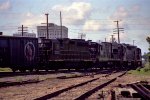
[[98, 40, 101, 43], [78, 33, 86, 39], [113, 21, 124, 44], [133, 40, 135, 46], [60, 11, 62, 39], [111, 35, 114, 43], [18, 25, 28, 36], [105, 38, 106, 42], [22, 25, 23, 36], [45, 13, 49, 39]]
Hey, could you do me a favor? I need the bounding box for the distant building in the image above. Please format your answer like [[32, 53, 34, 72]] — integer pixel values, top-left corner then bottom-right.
[[13, 33, 36, 38], [37, 23, 68, 39]]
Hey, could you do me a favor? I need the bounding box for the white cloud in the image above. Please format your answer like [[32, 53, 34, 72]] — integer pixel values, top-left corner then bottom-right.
[[21, 13, 44, 26], [0, 1, 11, 11], [20, 12, 45, 33], [52, 2, 92, 25], [26, 12, 33, 17], [131, 5, 140, 12], [83, 20, 101, 31], [111, 6, 129, 20]]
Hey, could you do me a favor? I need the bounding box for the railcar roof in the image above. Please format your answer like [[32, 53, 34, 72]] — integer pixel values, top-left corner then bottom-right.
[[0, 35, 37, 39]]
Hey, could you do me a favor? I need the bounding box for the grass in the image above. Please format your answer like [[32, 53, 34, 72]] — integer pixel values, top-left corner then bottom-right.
[[0, 68, 12, 72], [128, 62, 150, 75]]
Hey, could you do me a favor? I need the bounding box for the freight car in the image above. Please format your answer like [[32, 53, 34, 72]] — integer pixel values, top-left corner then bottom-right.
[[0, 35, 142, 72], [0, 36, 38, 72]]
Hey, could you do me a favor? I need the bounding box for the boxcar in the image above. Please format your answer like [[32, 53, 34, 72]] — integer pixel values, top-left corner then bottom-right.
[[0, 36, 38, 72]]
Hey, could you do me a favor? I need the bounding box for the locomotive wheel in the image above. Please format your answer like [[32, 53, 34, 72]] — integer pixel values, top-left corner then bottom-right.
[[29, 68, 33, 72], [19, 69, 26, 72], [11, 68, 17, 72], [55, 69, 58, 71], [45, 69, 49, 72], [35, 69, 39, 72]]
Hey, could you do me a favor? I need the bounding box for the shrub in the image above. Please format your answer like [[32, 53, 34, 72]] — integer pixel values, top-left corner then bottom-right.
[[136, 67, 141, 71]]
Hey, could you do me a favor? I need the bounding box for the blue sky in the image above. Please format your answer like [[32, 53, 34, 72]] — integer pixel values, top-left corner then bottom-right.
[[0, 0, 150, 54]]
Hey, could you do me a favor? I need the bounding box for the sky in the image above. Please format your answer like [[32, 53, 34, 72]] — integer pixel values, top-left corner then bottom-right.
[[0, 0, 150, 54]]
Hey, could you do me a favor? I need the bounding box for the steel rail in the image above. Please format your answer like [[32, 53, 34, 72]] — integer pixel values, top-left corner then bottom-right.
[[130, 83, 150, 100], [74, 72, 126, 100], [74, 78, 116, 100], [34, 78, 99, 100]]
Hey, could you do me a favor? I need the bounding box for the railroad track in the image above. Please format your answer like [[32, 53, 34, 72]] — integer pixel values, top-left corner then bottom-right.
[[0, 69, 114, 78], [34, 72, 126, 100], [0, 70, 110, 88], [0, 70, 76, 78], [130, 83, 150, 100]]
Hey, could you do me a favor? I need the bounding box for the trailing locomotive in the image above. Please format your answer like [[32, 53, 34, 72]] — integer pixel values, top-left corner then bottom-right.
[[0, 35, 142, 72]]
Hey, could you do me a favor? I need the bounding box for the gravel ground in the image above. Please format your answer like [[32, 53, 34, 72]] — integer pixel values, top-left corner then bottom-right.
[[0, 72, 149, 100], [88, 73, 150, 100], [0, 72, 83, 83], [51, 72, 122, 100], [0, 73, 105, 100]]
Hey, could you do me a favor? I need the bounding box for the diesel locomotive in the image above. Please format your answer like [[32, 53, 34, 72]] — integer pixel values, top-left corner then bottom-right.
[[0, 35, 142, 72]]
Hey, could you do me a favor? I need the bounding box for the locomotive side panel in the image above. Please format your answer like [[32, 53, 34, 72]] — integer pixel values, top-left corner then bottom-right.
[[123, 44, 138, 68], [111, 42, 119, 60], [100, 42, 112, 61], [135, 48, 142, 67]]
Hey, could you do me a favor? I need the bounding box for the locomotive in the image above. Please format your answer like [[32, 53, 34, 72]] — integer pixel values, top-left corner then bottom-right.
[[0, 35, 142, 72]]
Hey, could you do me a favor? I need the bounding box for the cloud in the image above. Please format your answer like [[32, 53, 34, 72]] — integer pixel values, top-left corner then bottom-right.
[[21, 12, 44, 26], [111, 6, 129, 20], [26, 12, 33, 17], [52, 2, 92, 25], [0, 1, 11, 11], [83, 20, 101, 31], [131, 5, 140, 12]]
